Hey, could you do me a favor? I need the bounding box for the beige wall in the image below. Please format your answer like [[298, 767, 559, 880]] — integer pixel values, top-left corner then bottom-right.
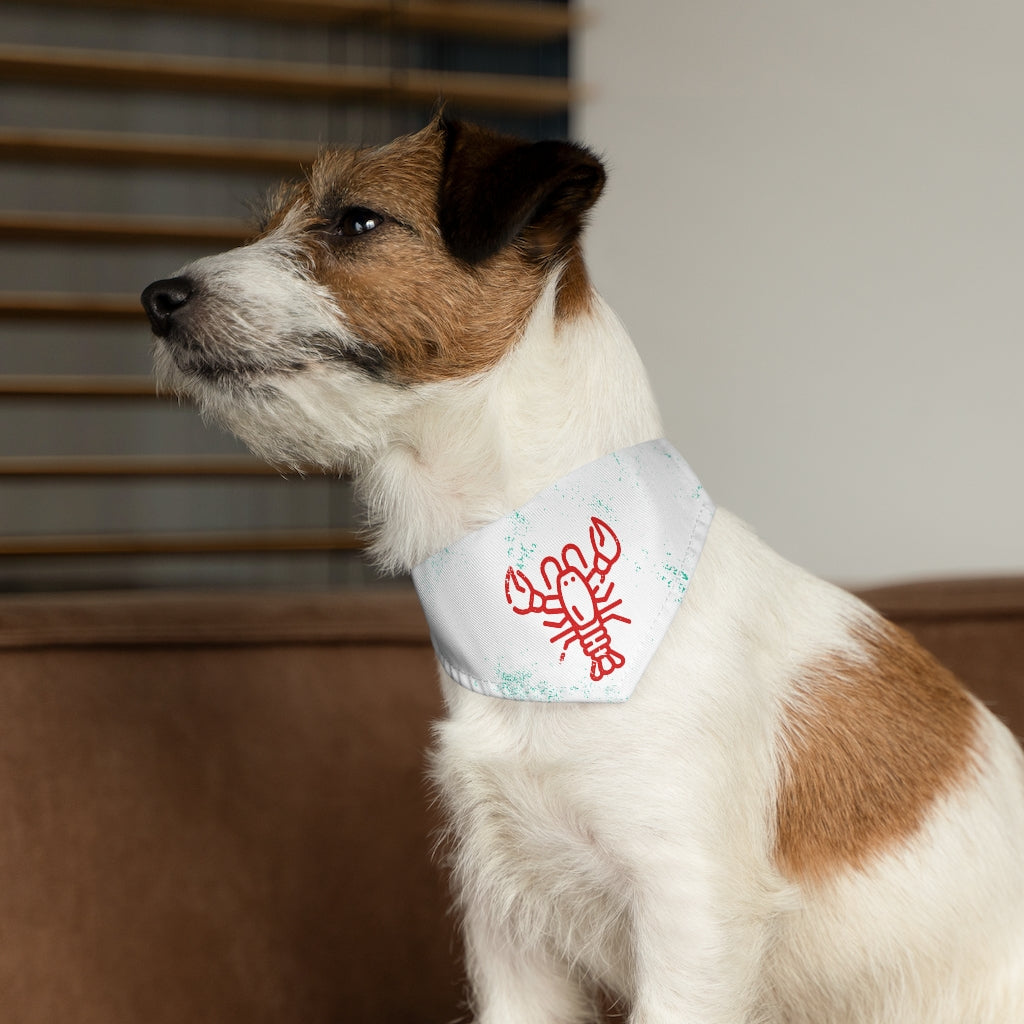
[[576, 0, 1024, 585]]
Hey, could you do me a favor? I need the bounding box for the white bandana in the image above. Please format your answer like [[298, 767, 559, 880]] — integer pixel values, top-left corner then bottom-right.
[[411, 440, 715, 703]]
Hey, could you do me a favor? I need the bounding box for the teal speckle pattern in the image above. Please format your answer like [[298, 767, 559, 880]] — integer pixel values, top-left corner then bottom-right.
[[504, 508, 537, 571], [494, 659, 560, 702], [659, 560, 690, 597]]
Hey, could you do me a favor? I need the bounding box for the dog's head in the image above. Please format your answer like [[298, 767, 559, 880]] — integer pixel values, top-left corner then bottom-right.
[[141, 118, 606, 472]]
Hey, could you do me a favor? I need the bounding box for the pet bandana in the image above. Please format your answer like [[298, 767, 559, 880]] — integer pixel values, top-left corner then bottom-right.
[[411, 439, 715, 703]]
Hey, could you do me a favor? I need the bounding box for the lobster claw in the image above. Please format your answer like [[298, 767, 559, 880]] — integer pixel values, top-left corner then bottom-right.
[[505, 567, 545, 614], [589, 517, 621, 577]]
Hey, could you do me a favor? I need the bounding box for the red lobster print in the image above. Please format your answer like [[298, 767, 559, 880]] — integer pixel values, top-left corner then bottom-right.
[[504, 517, 631, 681]]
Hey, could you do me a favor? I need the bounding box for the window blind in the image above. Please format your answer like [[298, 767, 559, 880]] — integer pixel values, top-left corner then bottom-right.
[[0, 0, 574, 591]]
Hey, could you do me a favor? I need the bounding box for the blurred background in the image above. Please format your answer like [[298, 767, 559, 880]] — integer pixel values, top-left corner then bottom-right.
[[1, 0, 1022, 591], [579, 0, 1024, 586], [0, 0, 570, 592]]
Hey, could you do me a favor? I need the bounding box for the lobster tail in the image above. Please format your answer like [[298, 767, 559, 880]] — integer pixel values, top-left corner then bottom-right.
[[591, 648, 627, 681]]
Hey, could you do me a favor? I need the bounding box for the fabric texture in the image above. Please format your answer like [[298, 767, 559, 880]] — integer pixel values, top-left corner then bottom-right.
[[412, 440, 716, 702]]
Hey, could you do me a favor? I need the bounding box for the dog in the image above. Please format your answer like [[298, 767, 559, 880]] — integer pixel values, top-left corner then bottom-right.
[[142, 117, 1024, 1023]]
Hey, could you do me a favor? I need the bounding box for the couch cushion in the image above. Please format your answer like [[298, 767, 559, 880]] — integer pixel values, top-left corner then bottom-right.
[[0, 588, 462, 1024]]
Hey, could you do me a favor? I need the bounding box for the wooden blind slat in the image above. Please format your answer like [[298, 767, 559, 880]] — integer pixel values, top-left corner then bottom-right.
[[0, 128, 317, 174], [0, 375, 155, 397], [14, 0, 575, 41], [0, 293, 144, 321], [0, 211, 250, 247], [0, 528, 363, 556], [381, 0, 576, 40], [0, 456, 292, 477], [0, 44, 575, 114]]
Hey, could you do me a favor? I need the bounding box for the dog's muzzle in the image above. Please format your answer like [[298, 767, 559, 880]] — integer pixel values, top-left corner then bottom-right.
[[141, 276, 194, 337]]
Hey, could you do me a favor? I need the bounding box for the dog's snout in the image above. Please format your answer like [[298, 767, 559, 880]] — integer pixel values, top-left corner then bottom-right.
[[141, 276, 193, 337]]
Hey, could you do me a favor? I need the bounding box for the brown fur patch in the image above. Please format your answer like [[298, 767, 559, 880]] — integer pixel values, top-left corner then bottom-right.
[[554, 242, 596, 322], [775, 618, 979, 883], [262, 122, 581, 384]]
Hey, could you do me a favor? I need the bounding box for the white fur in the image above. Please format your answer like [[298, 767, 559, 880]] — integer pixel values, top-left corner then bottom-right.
[[152, 207, 1024, 1023]]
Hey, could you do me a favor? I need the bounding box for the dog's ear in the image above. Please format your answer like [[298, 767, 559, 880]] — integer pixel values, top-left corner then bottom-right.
[[438, 118, 606, 266]]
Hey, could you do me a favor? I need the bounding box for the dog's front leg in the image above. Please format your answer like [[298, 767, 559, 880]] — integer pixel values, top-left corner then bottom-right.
[[462, 901, 597, 1024], [625, 869, 775, 1024]]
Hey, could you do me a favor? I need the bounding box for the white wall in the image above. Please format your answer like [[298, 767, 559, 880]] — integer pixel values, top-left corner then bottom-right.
[[576, 0, 1024, 586]]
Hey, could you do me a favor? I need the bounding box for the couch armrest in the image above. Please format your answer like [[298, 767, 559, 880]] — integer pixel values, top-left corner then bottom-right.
[[859, 576, 1024, 738]]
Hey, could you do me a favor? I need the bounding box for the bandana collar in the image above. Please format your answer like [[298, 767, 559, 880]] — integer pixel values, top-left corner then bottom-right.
[[411, 439, 715, 703]]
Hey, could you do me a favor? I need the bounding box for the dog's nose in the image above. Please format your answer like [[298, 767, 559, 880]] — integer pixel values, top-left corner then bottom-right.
[[141, 276, 193, 337]]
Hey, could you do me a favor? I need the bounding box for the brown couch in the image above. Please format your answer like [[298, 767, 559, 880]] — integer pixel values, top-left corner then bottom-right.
[[0, 580, 1021, 1023]]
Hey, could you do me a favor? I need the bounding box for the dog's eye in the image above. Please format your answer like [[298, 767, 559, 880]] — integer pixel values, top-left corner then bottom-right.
[[332, 207, 386, 238]]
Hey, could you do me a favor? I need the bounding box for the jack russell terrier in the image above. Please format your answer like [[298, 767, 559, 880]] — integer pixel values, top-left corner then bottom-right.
[[142, 117, 1024, 1023]]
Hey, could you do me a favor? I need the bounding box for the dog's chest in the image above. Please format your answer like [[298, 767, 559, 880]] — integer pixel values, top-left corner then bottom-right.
[[434, 710, 633, 981]]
